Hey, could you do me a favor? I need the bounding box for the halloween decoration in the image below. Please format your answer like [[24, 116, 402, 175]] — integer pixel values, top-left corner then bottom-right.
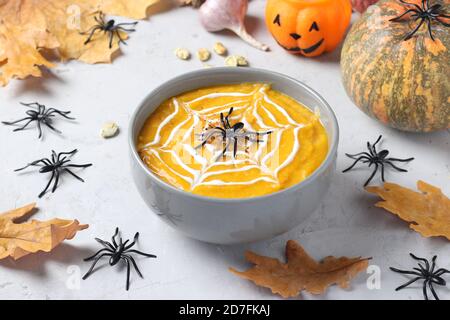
[[0, 0, 159, 86], [265, 0, 352, 57], [390, 253, 449, 300], [81, 12, 138, 49], [195, 107, 272, 161], [230, 240, 369, 298], [2, 102, 75, 139], [366, 180, 450, 240], [342, 135, 414, 186], [0, 203, 88, 260], [352, 0, 380, 12], [199, 0, 269, 51], [15, 149, 92, 198], [390, 0, 450, 41], [82, 228, 157, 291], [341, 0, 450, 132]]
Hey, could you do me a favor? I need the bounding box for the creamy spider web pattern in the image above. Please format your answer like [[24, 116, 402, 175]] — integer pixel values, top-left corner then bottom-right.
[[138, 84, 320, 194]]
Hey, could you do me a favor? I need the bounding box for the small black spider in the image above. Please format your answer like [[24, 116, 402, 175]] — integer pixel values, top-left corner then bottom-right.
[[342, 135, 414, 186], [82, 228, 156, 291], [390, 253, 450, 300], [15, 149, 92, 198], [2, 102, 75, 139], [390, 0, 450, 41], [81, 11, 138, 49], [195, 107, 272, 161]]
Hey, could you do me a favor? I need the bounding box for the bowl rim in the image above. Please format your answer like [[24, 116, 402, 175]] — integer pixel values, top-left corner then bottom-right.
[[129, 67, 339, 203]]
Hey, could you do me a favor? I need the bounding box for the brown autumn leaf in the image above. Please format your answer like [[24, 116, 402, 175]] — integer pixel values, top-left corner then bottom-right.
[[229, 240, 370, 298], [0, 203, 88, 260], [0, 0, 160, 86], [366, 180, 450, 240]]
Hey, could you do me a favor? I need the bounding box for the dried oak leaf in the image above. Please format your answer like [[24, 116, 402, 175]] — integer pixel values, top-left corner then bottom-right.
[[366, 180, 450, 240], [0, 203, 88, 260], [0, 0, 159, 86], [229, 240, 369, 298]]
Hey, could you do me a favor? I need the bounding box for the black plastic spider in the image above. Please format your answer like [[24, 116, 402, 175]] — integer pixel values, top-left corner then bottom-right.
[[342, 135, 414, 186], [390, 253, 450, 300], [2, 102, 75, 139], [81, 12, 138, 48], [195, 107, 272, 161], [390, 0, 450, 41], [82, 228, 156, 291], [15, 149, 92, 198]]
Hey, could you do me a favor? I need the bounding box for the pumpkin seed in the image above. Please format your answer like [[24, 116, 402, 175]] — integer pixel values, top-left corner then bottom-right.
[[197, 48, 211, 62], [101, 122, 119, 138], [174, 48, 191, 60], [225, 55, 248, 67], [213, 42, 227, 56]]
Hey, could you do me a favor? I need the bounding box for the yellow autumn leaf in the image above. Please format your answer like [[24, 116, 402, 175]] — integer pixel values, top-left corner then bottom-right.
[[0, 203, 88, 260], [0, 0, 160, 86], [366, 180, 450, 240]]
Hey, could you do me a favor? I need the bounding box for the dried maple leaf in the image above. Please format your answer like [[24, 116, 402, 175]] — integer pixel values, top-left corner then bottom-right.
[[229, 240, 370, 298], [366, 180, 450, 240], [0, 0, 160, 86], [0, 203, 88, 260]]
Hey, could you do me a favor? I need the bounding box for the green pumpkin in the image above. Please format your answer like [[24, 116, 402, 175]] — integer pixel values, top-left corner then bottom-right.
[[341, 0, 449, 132]]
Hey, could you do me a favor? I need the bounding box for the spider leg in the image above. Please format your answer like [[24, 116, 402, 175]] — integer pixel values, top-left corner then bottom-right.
[[116, 26, 136, 33], [384, 161, 408, 172], [38, 170, 55, 198], [115, 22, 138, 28], [410, 253, 430, 270], [364, 163, 379, 187], [115, 30, 127, 46], [428, 281, 439, 300], [12, 119, 35, 132], [123, 232, 139, 250], [385, 156, 414, 162], [394, 276, 423, 291], [2, 117, 33, 126], [95, 238, 115, 251], [125, 257, 131, 290], [342, 156, 371, 173], [124, 249, 157, 258], [14, 159, 47, 171], [112, 227, 119, 247], [380, 162, 386, 182], [52, 170, 60, 193], [220, 112, 227, 129], [426, 17, 435, 41], [82, 253, 112, 280], [434, 268, 450, 276], [46, 109, 75, 120], [216, 140, 231, 162], [423, 279, 429, 300], [404, 18, 425, 41], [344, 152, 372, 159], [390, 267, 422, 276], [123, 255, 143, 278], [20, 102, 41, 108], [83, 26, 102, 45], [84, 248, 112, 261], [36, 120, 43, 139], [43, 121, 62, 134], [389, 9, 418, 21], [233, 137, 238, 157], [108, 30, 114, 49], [63, 168, 85, 182]]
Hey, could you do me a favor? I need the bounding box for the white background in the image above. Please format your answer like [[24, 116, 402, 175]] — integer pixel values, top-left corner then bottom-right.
[[0, 0, 449, 300]]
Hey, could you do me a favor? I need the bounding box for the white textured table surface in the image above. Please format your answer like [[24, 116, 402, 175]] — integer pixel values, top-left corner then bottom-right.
[[0, 1, 449, 300]]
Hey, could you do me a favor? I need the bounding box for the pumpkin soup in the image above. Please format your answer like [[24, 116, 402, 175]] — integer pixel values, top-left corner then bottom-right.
[[137, 83, 328, 198]]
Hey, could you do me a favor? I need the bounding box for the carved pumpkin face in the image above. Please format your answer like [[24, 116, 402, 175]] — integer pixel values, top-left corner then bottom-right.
[[266, 0, 352, 57]]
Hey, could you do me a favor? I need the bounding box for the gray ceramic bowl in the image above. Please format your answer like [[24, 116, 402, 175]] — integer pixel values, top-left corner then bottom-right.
[[129, 68, 339, 244]]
